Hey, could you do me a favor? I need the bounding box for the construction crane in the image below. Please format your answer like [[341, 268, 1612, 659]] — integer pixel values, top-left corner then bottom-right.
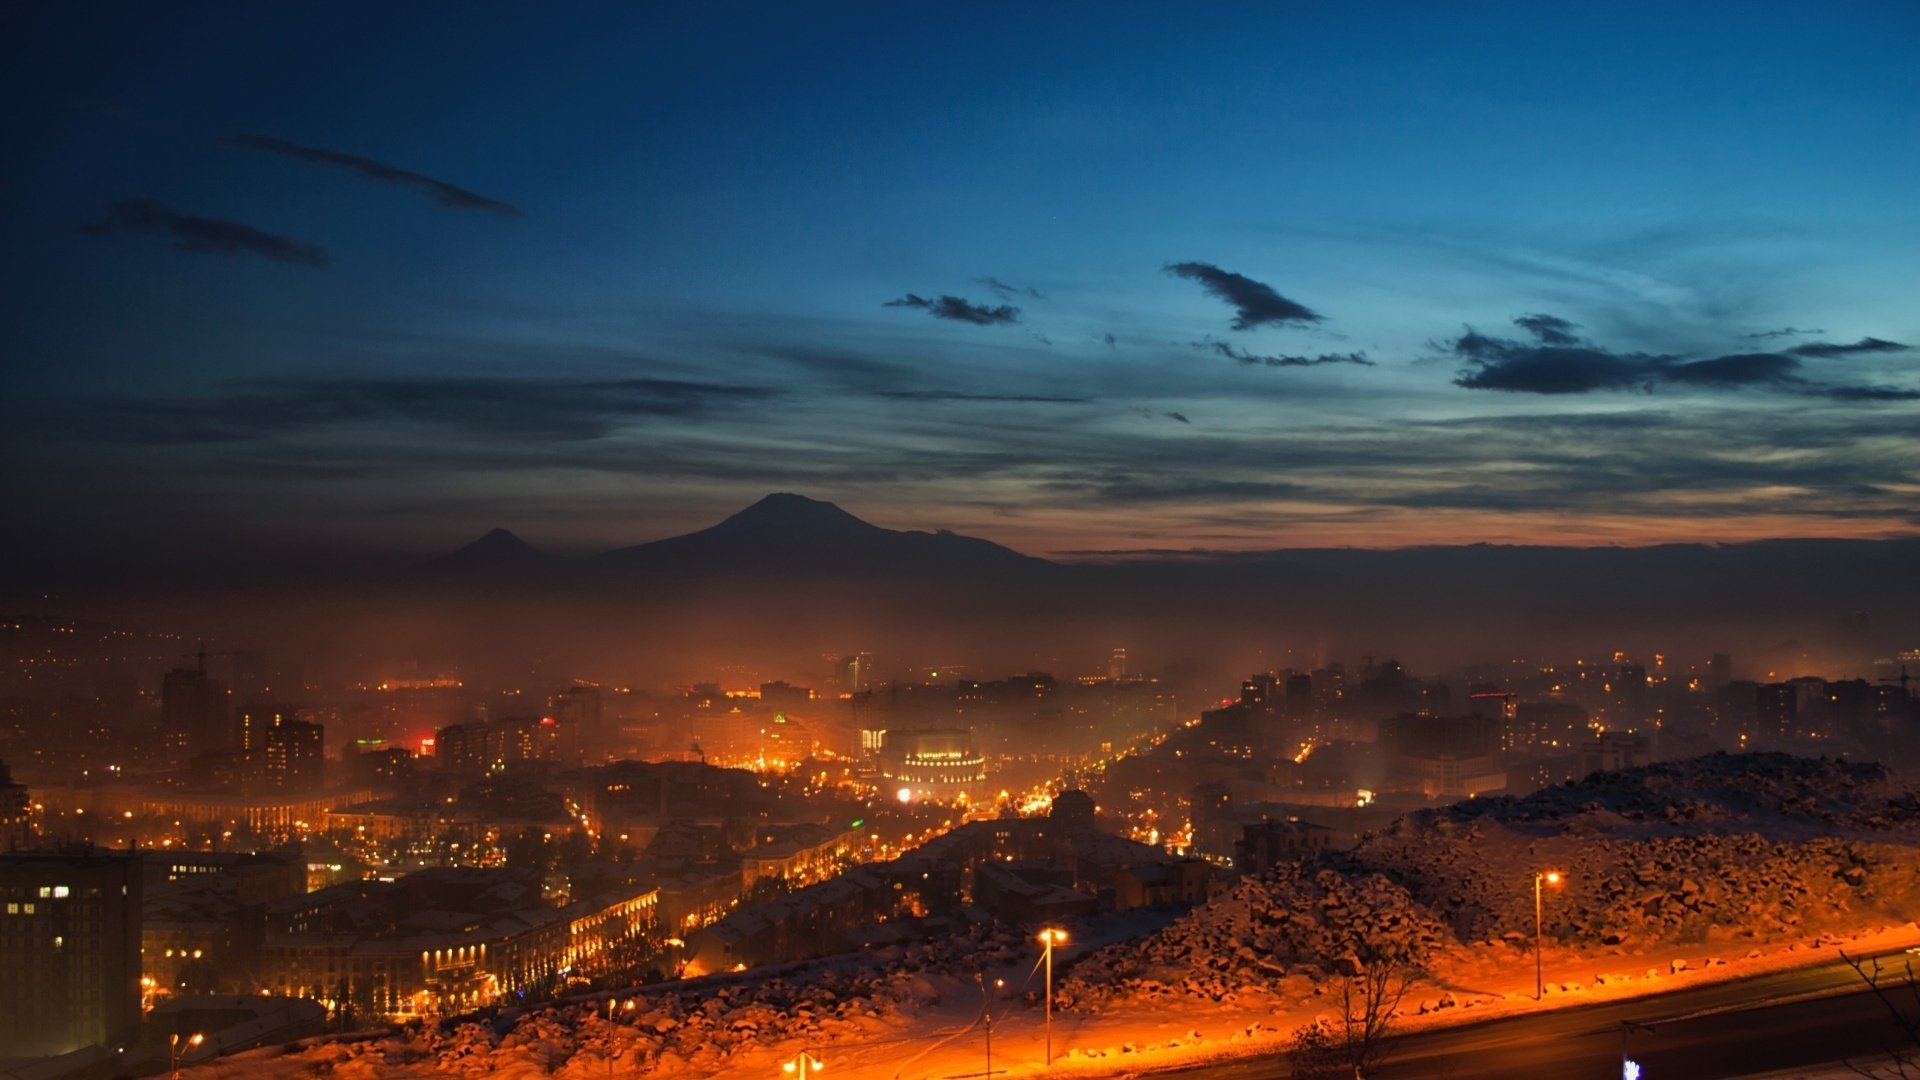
[[180, 642, 244, 675]]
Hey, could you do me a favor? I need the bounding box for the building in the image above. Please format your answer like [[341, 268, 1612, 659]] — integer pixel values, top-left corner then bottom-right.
[[435, 716, 563, 773], [264, 719, 325, 792], [236, 699, 297, 753], [163, 665, 231, 757], [0, 849, 143, 1057], [876, 727, 987, 795], [1235, 818, 1335, 875], [1583, 730, 1652, 774], [1379, 714, 1506, 798]]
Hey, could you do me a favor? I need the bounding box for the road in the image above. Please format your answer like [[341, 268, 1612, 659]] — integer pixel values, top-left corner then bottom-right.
[[1155, 948, 1919, 1079]]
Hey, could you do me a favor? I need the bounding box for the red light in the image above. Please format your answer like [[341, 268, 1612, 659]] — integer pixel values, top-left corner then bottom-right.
[[418, 737, 436, 755], [540, 717, 556, 726]]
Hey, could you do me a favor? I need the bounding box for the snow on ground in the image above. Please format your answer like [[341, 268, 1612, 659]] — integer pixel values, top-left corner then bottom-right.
[[188, 754, 1920, 1079]]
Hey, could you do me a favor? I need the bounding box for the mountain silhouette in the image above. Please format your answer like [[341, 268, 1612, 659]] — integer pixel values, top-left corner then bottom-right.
[[415, 527, 568, 581], [595, 493, 1049, 578]]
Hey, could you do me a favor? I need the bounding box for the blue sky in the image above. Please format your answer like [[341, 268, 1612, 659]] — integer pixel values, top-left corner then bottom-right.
[[3, 2, 1917, 572]]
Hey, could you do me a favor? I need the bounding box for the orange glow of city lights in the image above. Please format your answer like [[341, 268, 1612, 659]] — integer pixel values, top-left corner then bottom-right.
[[1545, 870, 1564, 885]]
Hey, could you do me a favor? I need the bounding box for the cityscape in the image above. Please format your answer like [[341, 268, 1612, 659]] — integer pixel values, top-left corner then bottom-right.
[[5, 4, 1919, 1079]]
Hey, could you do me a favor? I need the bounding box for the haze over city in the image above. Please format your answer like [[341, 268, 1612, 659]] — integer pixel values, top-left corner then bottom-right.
[[3, 4, 1920, 1079]]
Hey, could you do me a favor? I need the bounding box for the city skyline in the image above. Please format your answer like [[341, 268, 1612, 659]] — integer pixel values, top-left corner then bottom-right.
[[4, 3, 1919, 581]]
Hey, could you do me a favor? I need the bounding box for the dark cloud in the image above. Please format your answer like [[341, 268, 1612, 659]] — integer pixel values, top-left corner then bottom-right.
[[92, 376, 772, 444], [877, 390, 1091, 404], [1448, 321, 1913, 399], [1200, 340, 1373, 368], [1163, 411, 1191, 424], [1661, 352, 1800, 387], [883, 293, 1019, 325], [1513, 313, 1580, 345], [83, 198, 328, 266], [1818, 385, 1920, 402], [1787, 337, 1910, 358], [1743, 327, 1824, 340], [1450, 341, 1662, 393], [225, 134, 520, 216], [1101, 333, 1118, 350], [1164, 261, 1320, 330], [975, 276, 1043, 300]]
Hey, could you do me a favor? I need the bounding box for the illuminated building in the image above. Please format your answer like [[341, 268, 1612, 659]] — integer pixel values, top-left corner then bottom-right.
[[258, 869, 657, 1019], [264, 719, 325, 792], [876, 727, 986, 794], [0, 849, 143, 1057], [236, 700, 296, 753]]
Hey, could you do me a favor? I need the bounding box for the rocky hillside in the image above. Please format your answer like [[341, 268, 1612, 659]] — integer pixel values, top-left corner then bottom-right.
[[1066, 753, 1920, 1004]]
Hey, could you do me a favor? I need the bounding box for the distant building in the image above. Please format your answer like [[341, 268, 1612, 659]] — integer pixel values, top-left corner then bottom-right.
[[1235, 818, 1334, 875], [1757, 682, 1798, 740], [263, 719, 325, 792], [877, 728, 986, 794], [1583, 730, 1651, 774], [1108, 647, 1128, 680], [1379, 714, 1505, 798], [236, 699, 296, 753], [0, 849, 143, 1057], [1049, 789, 1096, 834], [163, 665, 231, 757]]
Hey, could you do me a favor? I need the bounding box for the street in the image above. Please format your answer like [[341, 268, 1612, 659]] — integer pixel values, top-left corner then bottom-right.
[[1152, 948, 1919, 1079]]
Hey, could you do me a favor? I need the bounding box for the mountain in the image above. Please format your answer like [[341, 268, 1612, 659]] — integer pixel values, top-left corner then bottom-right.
[[594, 493, 1051, 578], [414, 527, 569, 582]]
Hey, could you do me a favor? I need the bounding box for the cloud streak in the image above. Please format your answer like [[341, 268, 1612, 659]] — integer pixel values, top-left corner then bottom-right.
[[83, 198, 328, 265], [93, 376, 772, 444], [883, 293, 1020, 325], [1165, 261, 1320, 330], [1200, 340, 1373, 368], [1787, 337, 1909, 358], [975, 276, 1042, 300], [225, 133, 520, 216], [1447, 316, 1917, 399]]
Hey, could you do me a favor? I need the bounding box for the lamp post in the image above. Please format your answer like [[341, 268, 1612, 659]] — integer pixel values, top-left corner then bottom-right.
[[168, 1032, 203, 1080], [978, 973, 1005, 1079], [1533, 870, 1564, 1000], [781, 1050, 824, 1079], [1038, 928, 1067, 1066]]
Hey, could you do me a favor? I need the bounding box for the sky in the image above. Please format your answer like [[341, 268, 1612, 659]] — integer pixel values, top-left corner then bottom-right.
[[3, 2, 1918, 577]]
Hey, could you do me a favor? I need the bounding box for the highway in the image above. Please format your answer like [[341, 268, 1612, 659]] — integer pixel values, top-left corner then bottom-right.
[[1154, 947, 1919, 1079]]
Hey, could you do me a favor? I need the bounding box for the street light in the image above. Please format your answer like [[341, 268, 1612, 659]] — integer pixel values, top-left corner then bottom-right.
[[169, 1032, 204, 1080], [1534, 870, 1564, 1000], [781, 1050, 824, 1079], [978, 973, 1005, 1079], [1038, 928, 1068, 1066]]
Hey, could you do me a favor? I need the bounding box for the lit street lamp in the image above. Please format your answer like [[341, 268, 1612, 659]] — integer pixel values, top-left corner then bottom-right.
[[1534, 870, 1565, 1000], [1038, 928, 1068, 1066], [977, 973, 1005, 1079], [169, 1032, 204, 1080], [782, 1049, 824, 1079]]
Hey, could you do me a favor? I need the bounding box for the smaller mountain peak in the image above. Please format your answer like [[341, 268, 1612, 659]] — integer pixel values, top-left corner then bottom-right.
[[465, 527, 536, 551]]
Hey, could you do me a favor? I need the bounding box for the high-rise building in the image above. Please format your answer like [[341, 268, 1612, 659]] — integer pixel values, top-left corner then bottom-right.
[[835, 652, 874, 693], [0, 759, 28, 849], [1108, 647, 1128, 680], [163, 665, 231, 756], [264, 719, 325, 792], [0, 849, 143, 1057], [236, 699, 297, 753], [551, 685, 604, 759]]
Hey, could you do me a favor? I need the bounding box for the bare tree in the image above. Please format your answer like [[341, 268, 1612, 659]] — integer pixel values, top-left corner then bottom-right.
[[1289, 937, 1424, 1079], [1841, 950, 1920, 1079]]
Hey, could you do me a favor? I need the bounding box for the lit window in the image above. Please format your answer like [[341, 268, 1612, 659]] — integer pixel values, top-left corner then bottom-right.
[[53, 886, 69, 898]]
